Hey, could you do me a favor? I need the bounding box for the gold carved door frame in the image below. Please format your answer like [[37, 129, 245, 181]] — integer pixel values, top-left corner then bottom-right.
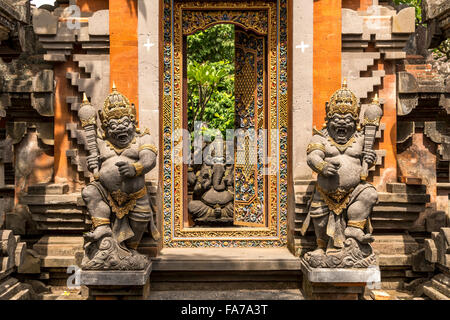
[[161, 0, 289, 247]]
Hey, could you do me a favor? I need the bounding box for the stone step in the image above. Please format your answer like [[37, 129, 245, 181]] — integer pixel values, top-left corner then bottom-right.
[[81, 42, 109, 50], [294, 207, 308, 215], [42, 42, 73, 50], [27, 183, 69, 195], [430, 278, 450, 297], [370, 219, 416, 230], [423, 283, 450, 300], [372, 203, 426, 212], [73, 54, 109, 62], [20, 194, 79, 206], [294, 192, 429, 206], [28, 205, 84, 215], [35, 222, 89, 232], [152, 248, 301, 272], [387, 183, 426, 193], [10, 288, 31, 300], [41, 292, 62, 300], [378, 254, 412, 267], [33, 236, 84, 258], [31, 214, 86, 223], [39, 256, 78, 268], [368, 235, 419, 255], [0, 278, 23, 300], [378, 193, 430, 203], [148, 289, 304, 300], [372, 213, 419, 221], [150, 248, 302, 295], [294, 204, 425, 216], [293, 234, 420, 258]]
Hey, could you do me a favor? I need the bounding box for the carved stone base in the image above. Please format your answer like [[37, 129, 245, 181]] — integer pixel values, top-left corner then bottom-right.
[[303, 238, 377, 268], [82, 236, 149, 270], [80, 262, 152, 300], [301, 260, 380, 300]]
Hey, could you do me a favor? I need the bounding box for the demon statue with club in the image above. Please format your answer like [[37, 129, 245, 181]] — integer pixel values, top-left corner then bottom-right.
[[78, 84, 160, 270], [301, 81, 383, 268]]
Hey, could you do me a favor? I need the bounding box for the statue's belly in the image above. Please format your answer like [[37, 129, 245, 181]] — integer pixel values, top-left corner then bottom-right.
[[99, 156, 145, 194], [202, 189, 234, 206], [318, 155, 362, 192]]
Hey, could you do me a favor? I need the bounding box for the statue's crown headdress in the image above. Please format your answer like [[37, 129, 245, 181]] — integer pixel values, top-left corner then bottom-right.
[[99, 82, 136, 128], [326, 79, 360, 120]]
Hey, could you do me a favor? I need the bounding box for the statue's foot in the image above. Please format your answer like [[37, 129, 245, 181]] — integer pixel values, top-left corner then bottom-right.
[[361, 233, 375, 244], [308, 248, 326, 256], [344, 227, 374, 244], [326, 248, 341, 255], [84, 225, 112, 242], [195, 215, 210, 222]]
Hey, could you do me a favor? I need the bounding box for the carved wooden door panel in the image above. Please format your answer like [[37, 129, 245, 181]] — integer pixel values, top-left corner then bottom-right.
[[233, 27, 266, 227]]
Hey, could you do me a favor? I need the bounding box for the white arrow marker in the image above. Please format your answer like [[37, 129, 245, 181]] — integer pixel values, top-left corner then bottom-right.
[[295, 41, 310, 53], [144, 38, 155, 51]]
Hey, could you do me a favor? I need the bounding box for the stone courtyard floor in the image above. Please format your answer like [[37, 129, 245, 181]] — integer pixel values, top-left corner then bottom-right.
[[148, 289, 304, 300]]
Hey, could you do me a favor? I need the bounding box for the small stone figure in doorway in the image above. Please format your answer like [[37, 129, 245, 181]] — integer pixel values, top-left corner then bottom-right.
[[188, 141, 234, 226], [301, 80, 382, 268]]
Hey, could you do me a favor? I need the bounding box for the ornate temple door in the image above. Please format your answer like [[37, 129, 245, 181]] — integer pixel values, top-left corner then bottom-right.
[[162, 0, 289, 247], [233, 27, 267, 227]]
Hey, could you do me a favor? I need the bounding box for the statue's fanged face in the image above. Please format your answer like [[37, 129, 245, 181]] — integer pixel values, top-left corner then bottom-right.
[[327, 114, 356, 144], [106, 116, 135, 147]]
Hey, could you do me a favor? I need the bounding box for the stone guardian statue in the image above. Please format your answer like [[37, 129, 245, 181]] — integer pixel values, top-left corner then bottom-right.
[[301, 81, 382, 268], [78, 85, 160, 270]]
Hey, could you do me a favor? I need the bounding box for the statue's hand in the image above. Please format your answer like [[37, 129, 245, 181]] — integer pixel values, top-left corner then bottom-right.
[[322, 159, 340, 177], [362, 150, 377, 167], [87, 154, 99, 171], [115, 161, 136, 178]]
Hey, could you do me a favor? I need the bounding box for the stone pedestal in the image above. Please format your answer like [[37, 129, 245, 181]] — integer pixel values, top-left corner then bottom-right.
[[301, 260, 380, 300], [80, 263, 152, 300]]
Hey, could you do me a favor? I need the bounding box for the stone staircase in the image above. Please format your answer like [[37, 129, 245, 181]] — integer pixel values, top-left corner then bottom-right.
[[148, 247, 304, 300], [18, 184, 87, 287], [20, 184, 90, 233]]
